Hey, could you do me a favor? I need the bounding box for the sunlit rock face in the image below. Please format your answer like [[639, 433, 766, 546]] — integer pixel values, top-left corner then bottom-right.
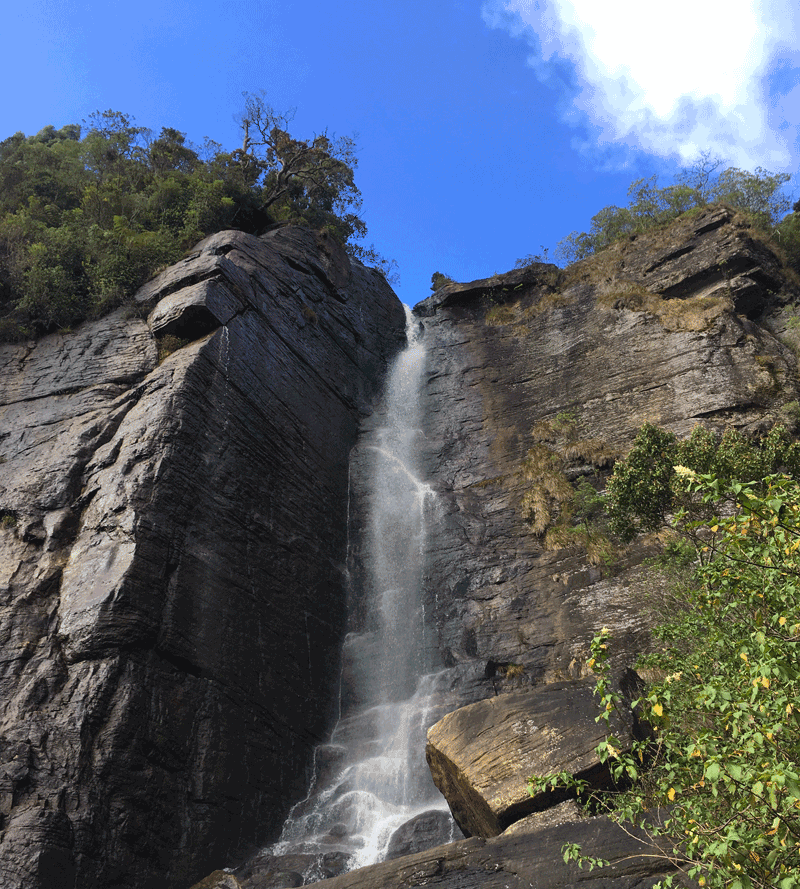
[[0, 226, 405, 889], [425, 681, 634, 838]]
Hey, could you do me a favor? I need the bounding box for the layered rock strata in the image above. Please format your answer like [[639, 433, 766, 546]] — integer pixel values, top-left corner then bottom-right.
[[415, 206, 798, 702], [219, 208, 799, 887], [0, 226, 405, 889]]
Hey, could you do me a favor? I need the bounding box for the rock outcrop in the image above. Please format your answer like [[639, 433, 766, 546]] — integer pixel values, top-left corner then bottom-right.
[[224, 811, 687, 889], [0, 226, 405, 889], [405, 207, 799, 859], [194, 208, 800, 888], [3, 205, 799, 889], [425, 681, 633, 838]]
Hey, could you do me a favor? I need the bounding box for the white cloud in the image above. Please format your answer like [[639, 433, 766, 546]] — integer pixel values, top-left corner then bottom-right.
[[484, 0, 799, 170]]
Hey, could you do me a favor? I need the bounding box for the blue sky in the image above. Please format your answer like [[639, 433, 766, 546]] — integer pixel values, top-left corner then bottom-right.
[[3, 0, 799, 307]]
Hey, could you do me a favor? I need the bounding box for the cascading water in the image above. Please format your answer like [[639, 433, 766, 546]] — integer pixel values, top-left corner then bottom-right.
[[269, 306, 454, 880]]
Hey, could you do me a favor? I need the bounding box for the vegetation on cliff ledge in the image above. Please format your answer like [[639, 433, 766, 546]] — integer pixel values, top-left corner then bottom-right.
[[531, 427, 800, 889], [551, 155, 798, 268], [0, 93, 394, 341]]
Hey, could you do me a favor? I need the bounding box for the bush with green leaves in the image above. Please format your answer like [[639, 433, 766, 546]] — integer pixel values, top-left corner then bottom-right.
[[606, 422, 800, 541], [530, 469, 800, 889], [430, 271, 455, 291], [0, 99, 393, 340], [554, 156, 793, 265]]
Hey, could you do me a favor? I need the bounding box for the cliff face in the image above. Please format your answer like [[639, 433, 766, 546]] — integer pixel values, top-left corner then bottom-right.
[[0, 226, 405, 889], [417, 207, 797, 703], [211, 207, 800, 889], [2, 205, 799, 889]]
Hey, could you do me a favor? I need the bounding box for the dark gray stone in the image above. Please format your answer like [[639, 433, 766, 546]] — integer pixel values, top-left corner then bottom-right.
[[414, 207, 799, 709], [2, 208, 794, 889], [384, 810, 456, 860], [284, 813, 689, 889], [0, 227, 405, 889]]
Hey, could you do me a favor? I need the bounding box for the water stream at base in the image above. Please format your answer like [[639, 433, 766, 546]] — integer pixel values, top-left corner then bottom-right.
[[268, 306, 454, 880]]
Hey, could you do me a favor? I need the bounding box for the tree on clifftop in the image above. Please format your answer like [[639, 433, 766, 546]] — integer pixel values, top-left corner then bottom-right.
[[0, 96, 396, 340], [238, 91, 365, 247]]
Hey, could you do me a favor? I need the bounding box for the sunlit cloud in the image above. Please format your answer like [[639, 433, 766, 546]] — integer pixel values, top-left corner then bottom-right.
[[483, 0, 799, 171]]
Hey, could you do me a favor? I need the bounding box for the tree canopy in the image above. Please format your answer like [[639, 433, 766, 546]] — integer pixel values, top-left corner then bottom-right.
[[0, 96, 392, 341], [545, 155, 796, 268]]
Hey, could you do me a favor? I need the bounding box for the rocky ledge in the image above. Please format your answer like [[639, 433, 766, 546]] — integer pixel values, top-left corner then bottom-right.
[[194, 809, 687, 889]]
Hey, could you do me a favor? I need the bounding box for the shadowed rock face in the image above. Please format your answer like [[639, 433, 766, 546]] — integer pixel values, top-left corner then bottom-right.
[[415, 207, 798, 707], [0, 226, 405, 889]]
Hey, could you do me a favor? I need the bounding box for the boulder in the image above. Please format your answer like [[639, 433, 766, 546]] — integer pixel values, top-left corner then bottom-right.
[[229, 849, 351, 887], [188, 872, 243, 889], [425, 681, 633, 838], [384, 809, 456, 860], [500, 799, 583, 835]]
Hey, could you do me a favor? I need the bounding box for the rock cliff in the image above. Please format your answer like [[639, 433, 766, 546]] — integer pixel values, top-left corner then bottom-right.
[[417, 207, 797, 702], [197, 206, 800, 889], [0, 226, 405, 889], [3, 205, 799, 889]]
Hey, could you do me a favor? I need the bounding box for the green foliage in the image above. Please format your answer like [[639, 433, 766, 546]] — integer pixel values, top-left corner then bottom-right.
[[531, 472, 800, 889], [156, 333, 189, 363], [514, 246, 551, 267], [606, 422, 800, 542], [430, 271, 455, 291], [775, 211, 800, 275], [0, 98, 391, 339], [555, 156, 792, 265], [605, 424, 677, 540], [520, 412, 616, 564], [239, 92, 368, 248]]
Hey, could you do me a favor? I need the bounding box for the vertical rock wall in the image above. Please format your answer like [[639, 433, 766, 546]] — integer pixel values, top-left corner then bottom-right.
[[416, 207, 798, 704], [0, 226, 405, 889], [258, 208, 800, 889]]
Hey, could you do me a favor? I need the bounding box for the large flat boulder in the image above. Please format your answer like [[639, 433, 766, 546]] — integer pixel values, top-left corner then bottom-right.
[[271, 812, 684, 889], [425, 681, 632, 837]]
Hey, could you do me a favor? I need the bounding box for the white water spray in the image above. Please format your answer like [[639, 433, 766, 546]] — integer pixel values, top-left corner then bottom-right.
[[270, 307, 453, 878]]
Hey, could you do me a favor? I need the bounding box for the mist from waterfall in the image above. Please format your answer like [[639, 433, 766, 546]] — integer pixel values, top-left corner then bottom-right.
[[268, 306, 454, 880]]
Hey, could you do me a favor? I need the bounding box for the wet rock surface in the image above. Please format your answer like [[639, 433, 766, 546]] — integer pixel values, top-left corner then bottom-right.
[[194, 810, 687, 889], [276, 812, 688, 889], [0, 226, 405, 889], [384, 810, 456, 860]]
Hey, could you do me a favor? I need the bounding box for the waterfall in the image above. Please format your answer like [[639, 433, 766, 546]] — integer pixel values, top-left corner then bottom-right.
[[268, 306, 453, 880]]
